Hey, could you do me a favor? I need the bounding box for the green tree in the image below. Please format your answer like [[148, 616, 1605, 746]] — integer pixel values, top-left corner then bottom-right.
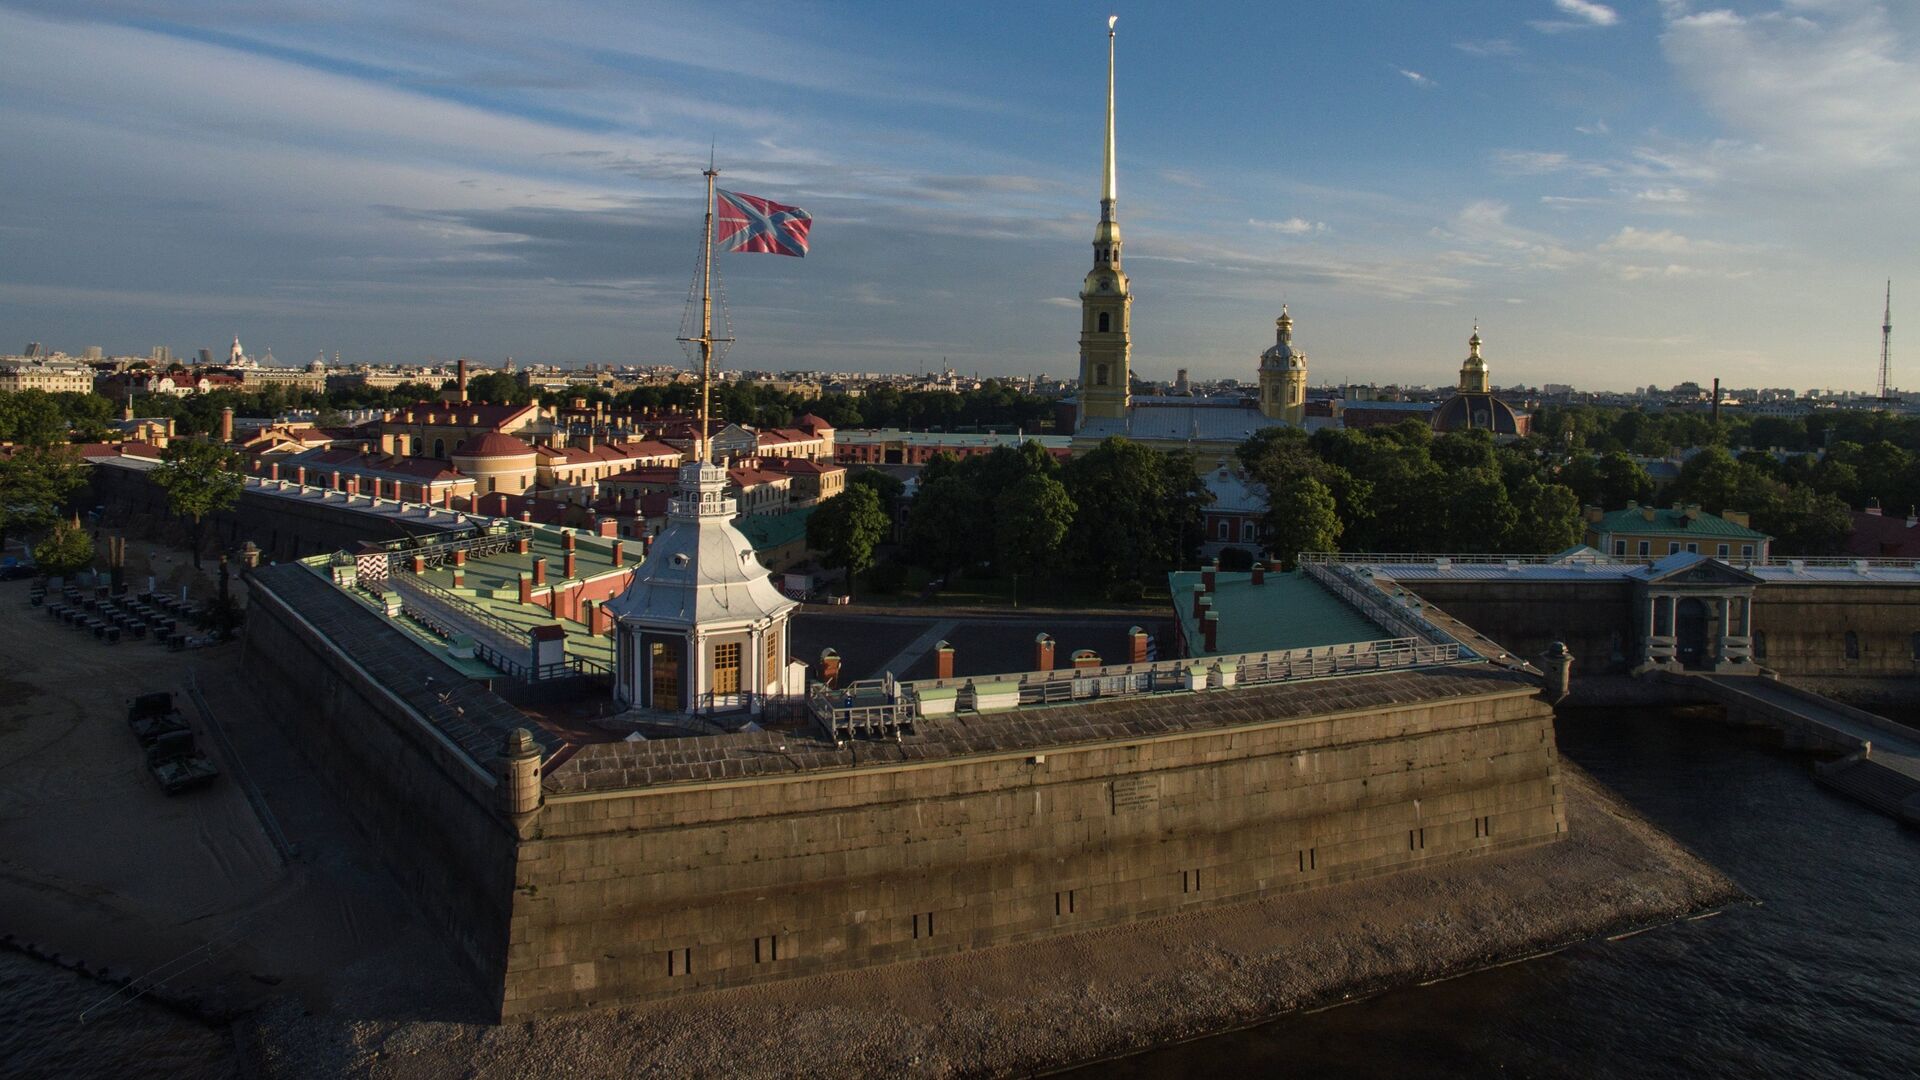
[[151, 439, 245, 568], [1508, 477, 1582, 553], [806, 484, 888, 600], [464, 371, 532, 406], [0, 389, 69, 446], [34, 516, 94, 579], [0, 444, 88, 549], [1759, 485, 1853, 556], [993, 473, 1076, 600], [1261, 474, 1342, 569], [905, 474, 982, 579], [1061, 438, 1204, 596], [1557, 451, 1655, 509]]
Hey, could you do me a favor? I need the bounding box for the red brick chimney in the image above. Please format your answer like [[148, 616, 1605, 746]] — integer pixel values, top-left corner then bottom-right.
[[598, 517, 619, 537], [452, 549, 467, 566], [1251, 561, 1265, 585], [611, 540, 624, 567], [1128, 626, 1149, 664], [1034, 633, 1055, 672], [532, 557, 547, 587], [294, 466, 306, 487], [563, 550, 576, 580], [410, 554, 425, 574], [451, 567, 465, 588], [1072, 650, 1102, 670], [268, 462, 280, 481], [457, 358, 469, 401], [561, 530, 576, 552], [934, 640, 954, 680], [515, 536, 530, 555], [1192, 584, 1206, 618], [441, 487, 452, 509], [1203, 611, 1218, 653], [1202, 559, 1218, 592], [590, 600, 613, 636], [220, 407, 234, 444], [819, 648, 842, 687], [518, 572, 532, 605]]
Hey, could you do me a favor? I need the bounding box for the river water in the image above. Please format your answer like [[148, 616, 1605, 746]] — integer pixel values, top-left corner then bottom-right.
[[5, 708, 1915, 1078], [1090, 708, 1920, 1079]]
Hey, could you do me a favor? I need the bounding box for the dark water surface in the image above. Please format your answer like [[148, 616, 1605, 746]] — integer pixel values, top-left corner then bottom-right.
[[0, 951, 235, 1079], [1087, 709, 1920, 1079]]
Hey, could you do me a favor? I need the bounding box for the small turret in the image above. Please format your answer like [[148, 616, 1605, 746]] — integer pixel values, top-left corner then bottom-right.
[[1258, 305, 1309, 423], [1459, 324, 1490, 394]]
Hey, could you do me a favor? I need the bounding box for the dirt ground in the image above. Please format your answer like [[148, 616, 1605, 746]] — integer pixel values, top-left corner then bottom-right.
[[0, 571, 480, 1075]]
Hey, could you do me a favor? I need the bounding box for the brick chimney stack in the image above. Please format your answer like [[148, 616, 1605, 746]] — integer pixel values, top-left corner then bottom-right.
[[1203, 611, 1219, 653], [611, 539, 625, 567], [934, 640, 954, 680], [1128, 626, 1149, 664], [517, 572, 532, 605], [563, 550, 576, 580], [1251, 561, 1265, 586], [457, 358, 469, 402], [818, 648, 842, 687], [220, 407, 234, 444], [532, 557, 547, 587], [1192, 584, 1206, 618], [1034, 633, 1055, 672], [1072, 650, 1102, 670]]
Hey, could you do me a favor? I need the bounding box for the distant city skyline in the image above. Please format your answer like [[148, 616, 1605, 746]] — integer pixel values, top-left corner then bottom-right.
[[2, 1, 1917, 392]]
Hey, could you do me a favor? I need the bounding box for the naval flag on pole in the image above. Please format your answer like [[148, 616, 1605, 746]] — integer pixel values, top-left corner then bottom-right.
[[714, 189, 813, 257]]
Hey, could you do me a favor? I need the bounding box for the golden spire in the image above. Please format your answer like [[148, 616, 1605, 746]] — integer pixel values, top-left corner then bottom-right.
[[1103, 15, 1118, 214]]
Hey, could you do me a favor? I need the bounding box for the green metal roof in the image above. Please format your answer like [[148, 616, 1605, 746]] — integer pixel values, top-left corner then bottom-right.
[[1591, 506, 1768, 539], [1167, 569, 1386, 657], [736, 504, 817, 552]]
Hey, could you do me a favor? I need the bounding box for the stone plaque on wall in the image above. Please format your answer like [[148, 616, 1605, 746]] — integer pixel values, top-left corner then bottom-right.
[[1111, 775, 1159, 814]]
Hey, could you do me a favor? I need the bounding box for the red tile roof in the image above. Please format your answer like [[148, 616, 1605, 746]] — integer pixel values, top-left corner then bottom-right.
[[1845, 509, 1920, 558]]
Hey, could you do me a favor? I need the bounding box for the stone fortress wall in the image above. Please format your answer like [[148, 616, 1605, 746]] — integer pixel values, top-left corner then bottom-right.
[[1399, 578, 1920, 678], [243, 564, 1565, 1019], [504, 679, 1563, 1015]]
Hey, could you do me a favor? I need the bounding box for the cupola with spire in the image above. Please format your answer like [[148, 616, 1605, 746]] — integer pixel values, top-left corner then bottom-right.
[[1459, 324, 1490, 394], [1257, 304, 1309, 424]]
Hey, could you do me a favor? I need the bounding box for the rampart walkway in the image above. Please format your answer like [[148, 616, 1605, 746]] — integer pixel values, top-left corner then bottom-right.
[[1679, 672, 1920, 826]]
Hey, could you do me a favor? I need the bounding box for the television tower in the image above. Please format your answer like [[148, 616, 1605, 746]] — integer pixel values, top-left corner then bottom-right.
[[1878, 280, 1894, 401]]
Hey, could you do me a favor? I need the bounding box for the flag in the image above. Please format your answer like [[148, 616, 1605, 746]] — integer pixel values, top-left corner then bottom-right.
[[715, 189, 813, 257]]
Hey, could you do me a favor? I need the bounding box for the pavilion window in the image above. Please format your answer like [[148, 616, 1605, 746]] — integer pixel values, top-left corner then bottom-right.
[[715, 642, 742, 695], [765, 628, 780, 681]]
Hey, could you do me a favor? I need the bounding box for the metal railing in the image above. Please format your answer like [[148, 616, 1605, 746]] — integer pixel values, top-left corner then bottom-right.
[[382, 521, 532, 573], [812, 677, 913, 741], [1296, 550, 1920, 571], [1303, 561, 1471, 652], [813, 636, 1466, 741]]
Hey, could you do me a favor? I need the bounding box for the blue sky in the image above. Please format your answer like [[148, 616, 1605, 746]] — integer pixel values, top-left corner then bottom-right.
[[2, 1, 1917, 392]]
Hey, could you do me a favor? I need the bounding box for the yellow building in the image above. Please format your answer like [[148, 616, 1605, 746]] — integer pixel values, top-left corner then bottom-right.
[[1257, 306, 1308, 425]]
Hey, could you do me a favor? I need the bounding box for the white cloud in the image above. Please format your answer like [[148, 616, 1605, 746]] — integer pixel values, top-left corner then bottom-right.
[[1662, 1, 1920, 172], [1554, 0, 1620, 27], [1041, 297, 1081, 308], [1599, 227, 1695, 254], [1576, 120, 1611, 136], [1399, 69, 1437, 88], [1249, 217, 1328, 235], [1455, 39, 1521, 57]]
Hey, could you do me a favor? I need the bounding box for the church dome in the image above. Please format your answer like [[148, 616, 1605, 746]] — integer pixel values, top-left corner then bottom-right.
[[1260, 306, 1307, 371], [453, 432, 535, 459], [1431, 392, 1522, 434]]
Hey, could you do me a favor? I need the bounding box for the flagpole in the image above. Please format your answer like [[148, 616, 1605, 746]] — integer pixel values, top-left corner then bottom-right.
[[700, 163, 717, 467]]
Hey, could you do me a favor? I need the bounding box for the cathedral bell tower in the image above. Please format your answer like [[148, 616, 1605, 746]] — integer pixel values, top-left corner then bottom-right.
[[1077, 16, 1132, 427], [1258, 305, 1308, 424], [1460, 324, 1491, 394]]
